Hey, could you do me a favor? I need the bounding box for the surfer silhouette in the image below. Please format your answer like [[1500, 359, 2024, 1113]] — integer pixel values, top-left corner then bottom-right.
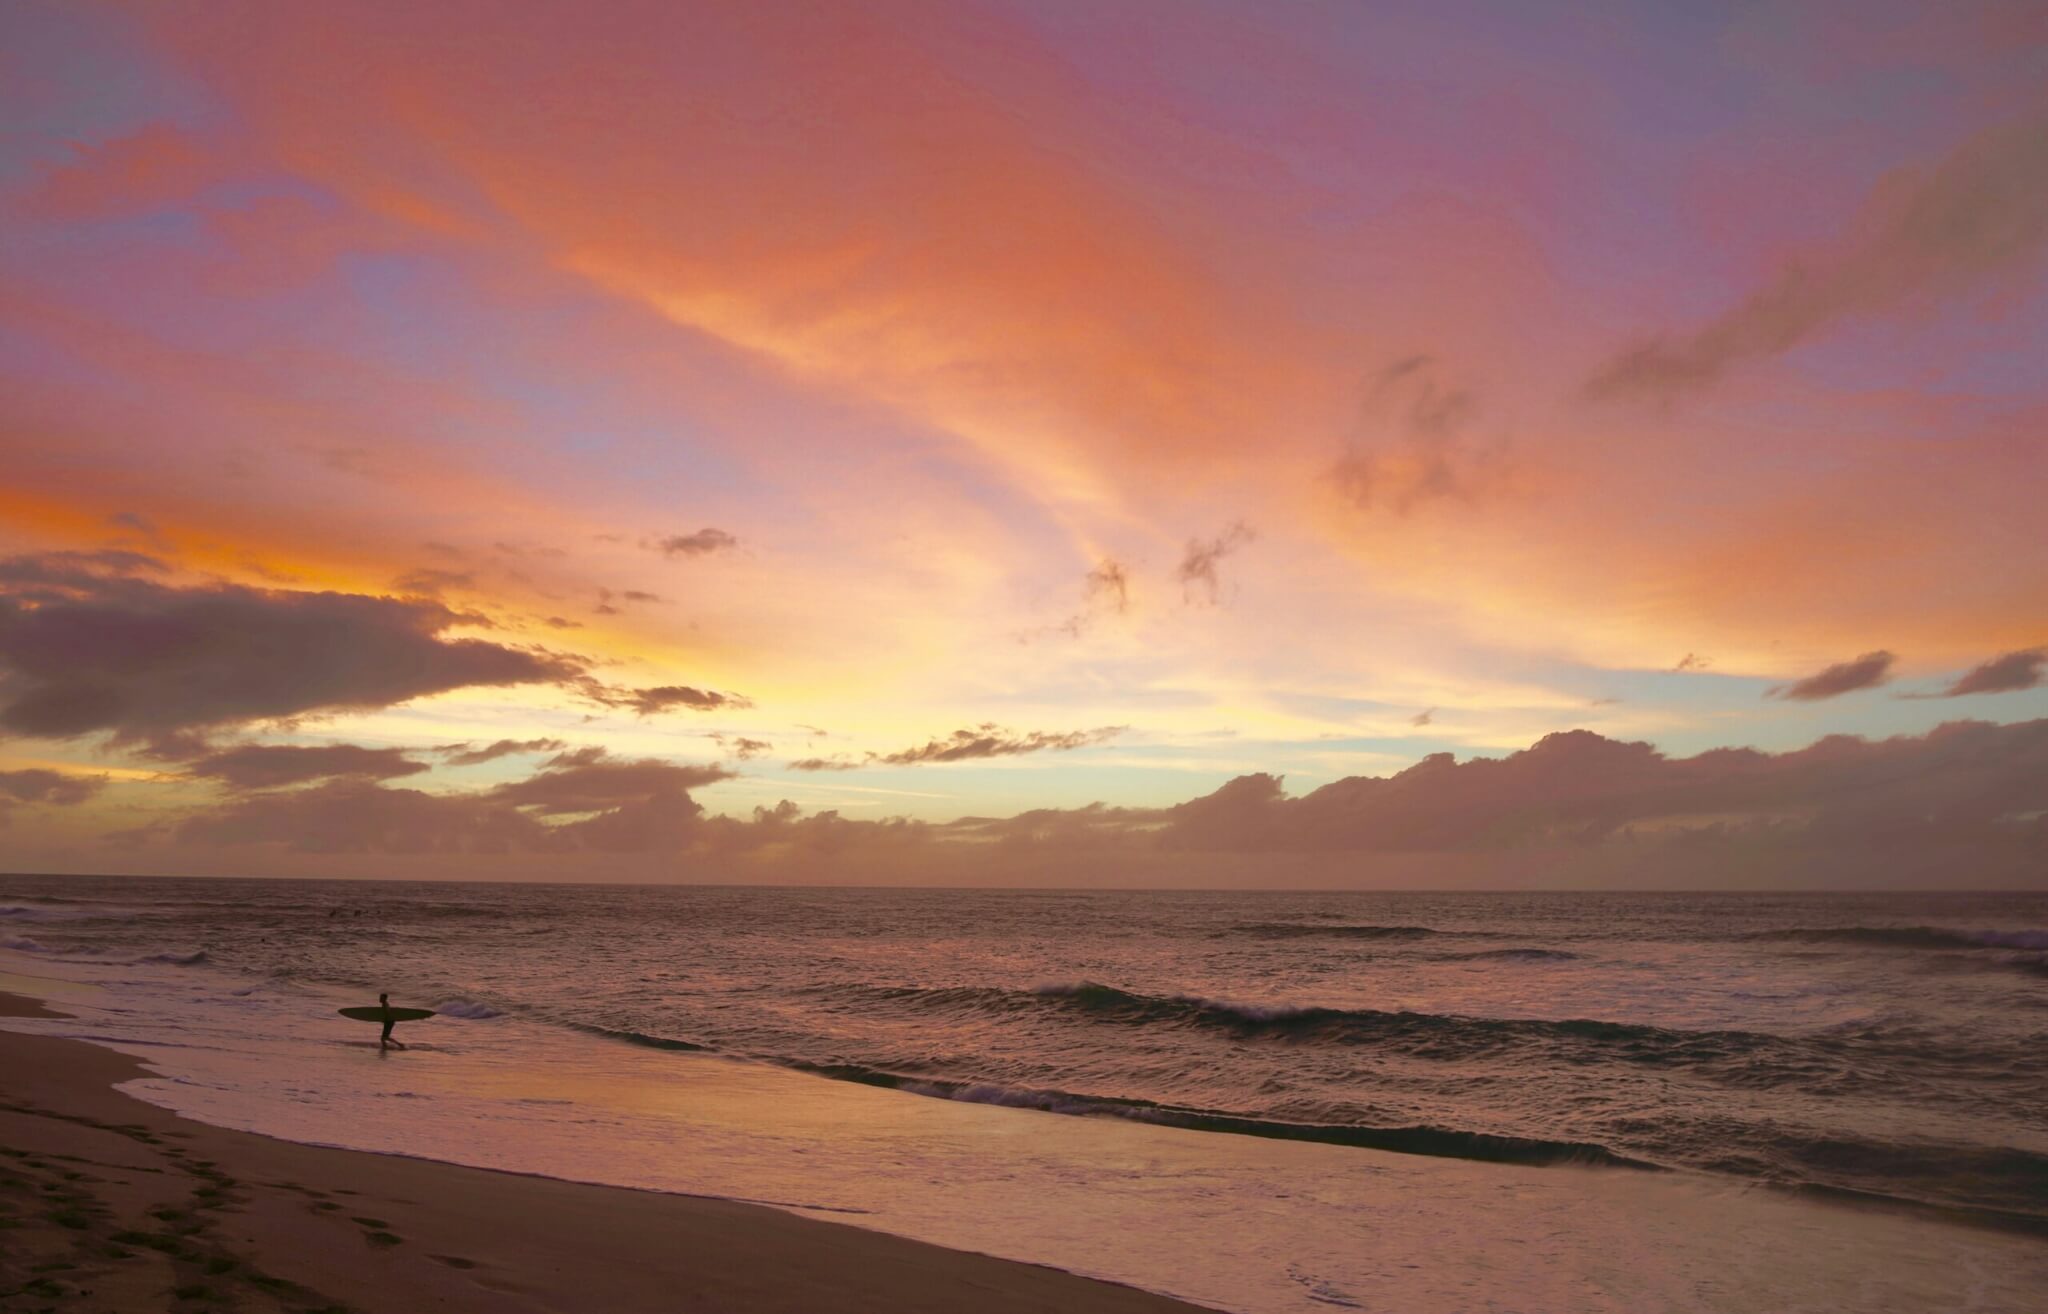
[[376, 992, 407, 1051], [339, 995, 431, 1049]]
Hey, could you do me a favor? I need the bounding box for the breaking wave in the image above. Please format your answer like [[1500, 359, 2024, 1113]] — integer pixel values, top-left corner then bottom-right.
[[433, 999, 504, 1020], [571, 1022, 708, 1052], [776, 1061, 1652, 1170], [794, 980, 2047, 1100]]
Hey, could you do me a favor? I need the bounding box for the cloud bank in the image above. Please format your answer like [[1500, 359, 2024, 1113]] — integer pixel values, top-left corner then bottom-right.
[[176, 747, 734, 856], [134, 720, 2048, 887]]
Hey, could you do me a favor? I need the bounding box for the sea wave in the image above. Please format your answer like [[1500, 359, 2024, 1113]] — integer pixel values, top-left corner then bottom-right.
[[133, 949, 209, 966], [433, 999, 504, 1020], [804, 980, 2046, 1092], [1, 904, 87, 922], [1432, 948, 1580, 962], [775, 1061, 1651, 1169], [1221, 922, 1450, 940], [0, 900, 154, 921], [1753, 926, 2048, 951], [771, 1056, 2048, 1228], [571, 1022, 708, 1052]]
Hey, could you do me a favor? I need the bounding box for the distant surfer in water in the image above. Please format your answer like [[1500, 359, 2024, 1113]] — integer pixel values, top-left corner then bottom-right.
[[377, 992, 407, 1051]]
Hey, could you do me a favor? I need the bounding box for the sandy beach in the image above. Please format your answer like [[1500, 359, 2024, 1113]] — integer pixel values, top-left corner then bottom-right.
[[0, 993, 1207, 1314]]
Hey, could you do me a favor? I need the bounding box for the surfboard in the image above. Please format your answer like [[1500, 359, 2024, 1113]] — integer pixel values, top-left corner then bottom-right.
[[338, 1006, 435, 1023]]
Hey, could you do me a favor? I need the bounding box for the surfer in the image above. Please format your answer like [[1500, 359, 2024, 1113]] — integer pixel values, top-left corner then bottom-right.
[[377, 992, 407, 1051]]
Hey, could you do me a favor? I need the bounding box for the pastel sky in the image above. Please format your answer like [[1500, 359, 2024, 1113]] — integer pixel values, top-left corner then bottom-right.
[[1, 0, 2043, 884]]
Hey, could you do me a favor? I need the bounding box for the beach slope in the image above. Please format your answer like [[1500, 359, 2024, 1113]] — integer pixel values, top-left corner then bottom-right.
[[0, 995, 1208, 1314]]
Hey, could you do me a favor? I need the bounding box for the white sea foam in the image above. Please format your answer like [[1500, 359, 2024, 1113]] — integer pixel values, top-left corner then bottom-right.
[[432, 998, 503, 1019]]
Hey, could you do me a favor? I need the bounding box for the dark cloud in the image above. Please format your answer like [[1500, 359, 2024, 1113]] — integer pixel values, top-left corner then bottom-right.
[[176, 779, 552, 854], [1674, 653, 1709, 672], [723, 737, 771, 760], [488, 747, 731, 814], [0, 768, 105, 809], [1935, 647, 2046, 697], [0, 552, 583, 746], [874, 723, 1125, 766], [543, 616, 584, 630], [1331, 356, 1502, 514], [586, 684, 752, 716], [184, 743, 428, 790], [1410, 708, 1435, 727], [650, 528, 738, 557], [437, 737, 569, 767], [620, 590, 664, 604], [178, 747, 734, 855], [1587, 112, 2048, 405], [789, 725, 1123, 771], [1769, 651, 1895, 701], [1176, 523, 1255, 604]]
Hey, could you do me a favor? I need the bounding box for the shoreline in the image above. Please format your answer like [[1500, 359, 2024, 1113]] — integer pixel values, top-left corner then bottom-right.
[[0, 992, 1211, 1314], [9, 887, 2048, 1314]]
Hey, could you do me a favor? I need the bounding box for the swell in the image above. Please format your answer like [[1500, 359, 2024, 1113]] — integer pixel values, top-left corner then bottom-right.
[[805, 980, 2048, 1107], [1222, 922, 1455, 940], [1752, 926, 2048, 951], [778, 1061, 1652, 1170], [1432, 948, 1580, 962], [567, 1022, 709, 1052], [819, 980, 2014, 1077], [1680, 1129, 2048, 1236]]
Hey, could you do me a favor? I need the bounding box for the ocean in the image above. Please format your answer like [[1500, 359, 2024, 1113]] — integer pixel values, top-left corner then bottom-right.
[[4, 876, 2046, 1311]]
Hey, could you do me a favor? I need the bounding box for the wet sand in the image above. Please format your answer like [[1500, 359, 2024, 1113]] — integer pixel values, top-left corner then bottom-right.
[[0, 993, 1207, 1313]]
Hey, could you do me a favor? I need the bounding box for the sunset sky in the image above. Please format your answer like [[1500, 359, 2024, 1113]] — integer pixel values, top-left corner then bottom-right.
[[2, 0, 2043, 883]]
